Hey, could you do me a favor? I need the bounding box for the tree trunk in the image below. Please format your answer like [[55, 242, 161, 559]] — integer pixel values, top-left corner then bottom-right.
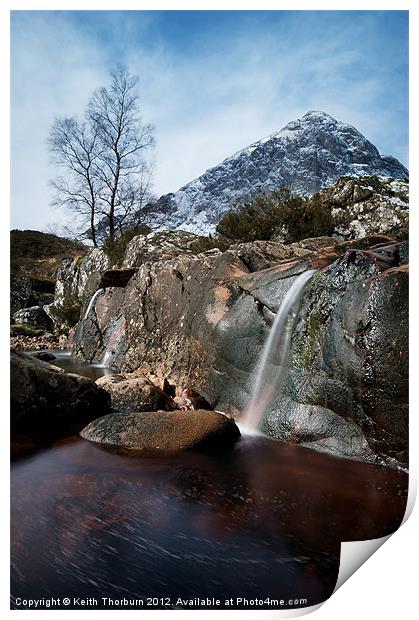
[[90, 210, 98, 247]]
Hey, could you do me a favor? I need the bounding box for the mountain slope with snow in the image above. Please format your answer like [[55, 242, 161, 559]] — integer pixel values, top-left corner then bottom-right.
[[145, 111, 408, 235]]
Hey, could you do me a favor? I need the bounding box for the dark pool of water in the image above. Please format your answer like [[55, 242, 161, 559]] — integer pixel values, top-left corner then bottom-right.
[[11, 432, 408, 610], [35, 350, 112, 381]]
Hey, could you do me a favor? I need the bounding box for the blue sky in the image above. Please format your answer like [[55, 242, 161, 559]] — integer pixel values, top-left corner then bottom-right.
[[11, 10, 408, 231]]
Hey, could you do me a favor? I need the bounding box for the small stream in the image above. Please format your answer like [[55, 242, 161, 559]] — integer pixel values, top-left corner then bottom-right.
[[10, 354, 408, 610]]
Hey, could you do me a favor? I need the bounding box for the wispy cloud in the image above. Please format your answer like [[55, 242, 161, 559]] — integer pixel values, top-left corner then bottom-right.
[[11, 10, 408, 231]]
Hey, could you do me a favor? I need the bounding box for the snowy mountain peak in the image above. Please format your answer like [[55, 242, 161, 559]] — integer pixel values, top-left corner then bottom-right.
[[145, 111, 408, 235], [302, 110, 340, 121]]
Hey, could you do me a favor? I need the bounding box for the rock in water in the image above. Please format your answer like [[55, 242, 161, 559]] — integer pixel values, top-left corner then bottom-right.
[[95, 374, 176, 413], [80, 409, 240, 451], [10, 351, 111, 435], [31, 351, 56, 362]]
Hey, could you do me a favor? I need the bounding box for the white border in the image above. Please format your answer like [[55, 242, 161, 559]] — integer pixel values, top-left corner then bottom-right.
[[2, 2, 417, 619]]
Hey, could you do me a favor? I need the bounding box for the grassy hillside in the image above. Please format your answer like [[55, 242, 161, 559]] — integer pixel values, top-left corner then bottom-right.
[[11, 230, 88, 288]]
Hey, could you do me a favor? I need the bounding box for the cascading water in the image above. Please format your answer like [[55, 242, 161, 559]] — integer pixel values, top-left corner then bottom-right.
[[240, 269, 316, 433], [78, 289, 106, 364], [83, 288, 105, 320], [101, 315, 125, 367]]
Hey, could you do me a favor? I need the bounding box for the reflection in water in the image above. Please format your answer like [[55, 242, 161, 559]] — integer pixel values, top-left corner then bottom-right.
[[11, 435, 407, 610], [46, 351, 112, 381]]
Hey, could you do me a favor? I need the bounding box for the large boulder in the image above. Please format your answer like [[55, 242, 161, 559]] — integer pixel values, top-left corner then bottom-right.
[[13, 305, 53, 331], [80, 409, 240, 451], [95, 373, 176, 413], [10, 351, 111, 435]]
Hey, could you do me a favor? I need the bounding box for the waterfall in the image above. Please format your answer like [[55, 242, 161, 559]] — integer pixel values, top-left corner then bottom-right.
[[100, 316, 125, 367], [83, 289, 105, 320], [240, 269, 316, 432]]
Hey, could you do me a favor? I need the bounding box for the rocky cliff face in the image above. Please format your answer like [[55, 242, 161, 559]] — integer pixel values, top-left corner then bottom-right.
[[46, 249, 111, 332], [264, 253, 408, 466], [64, 230, 408, 468], [323, 176, 408, 239], [143, 111, 408, 235]]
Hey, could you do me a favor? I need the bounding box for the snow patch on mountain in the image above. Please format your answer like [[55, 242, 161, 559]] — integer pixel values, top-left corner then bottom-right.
[[145, 111, 408, 235]]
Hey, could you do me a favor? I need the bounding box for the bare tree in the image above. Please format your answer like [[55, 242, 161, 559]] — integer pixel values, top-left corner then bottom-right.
[[49, 117, 101, 246], [113, 160, 156, 236], [87, 66, 155, 239], [49, 66, 155, 244]]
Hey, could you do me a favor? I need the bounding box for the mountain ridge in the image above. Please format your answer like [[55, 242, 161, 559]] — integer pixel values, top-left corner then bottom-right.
[[143, 111, 408, 235]]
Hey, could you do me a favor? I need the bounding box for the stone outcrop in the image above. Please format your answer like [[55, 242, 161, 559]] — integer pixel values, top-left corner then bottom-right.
[[11, 351, 111, 435], [80, 409, 240, 451], [95, 373, 176, 413], [71, 235, 314, 371], [49, 232, 210, 335], [13, 305, 54, 331], [10, 274, 32, 316], [123, 230, 208, 267], [324, 177, 409, 239]]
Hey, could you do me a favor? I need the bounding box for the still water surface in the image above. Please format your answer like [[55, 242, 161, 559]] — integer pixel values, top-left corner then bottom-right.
[[11, 429, 407, 609], [48, 350, 111, 381]]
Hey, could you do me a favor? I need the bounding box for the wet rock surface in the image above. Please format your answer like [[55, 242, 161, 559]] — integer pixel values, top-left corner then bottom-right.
[[11, 351, 111, 436], [73, 287, 126, 367], [80, 409, 241, 451], [48, 249, 111, 332]]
